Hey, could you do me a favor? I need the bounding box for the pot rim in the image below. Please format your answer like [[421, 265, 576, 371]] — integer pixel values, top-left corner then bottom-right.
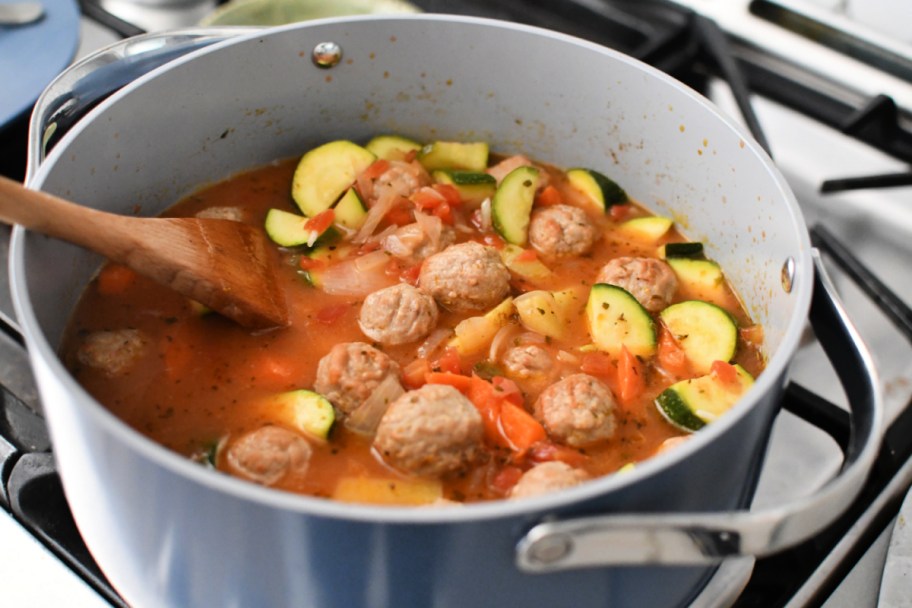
[[11, 13, 814, 525]]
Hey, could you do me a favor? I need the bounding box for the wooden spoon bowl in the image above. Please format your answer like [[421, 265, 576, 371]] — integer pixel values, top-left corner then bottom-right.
[[0, 175, 289, 330]]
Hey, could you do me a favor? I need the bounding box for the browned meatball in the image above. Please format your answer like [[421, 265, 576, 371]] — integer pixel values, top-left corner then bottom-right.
[[418, 242, 511, 312], [76, 329, 147, 377], [359, 283, 439, 346], [509, 461, 589, 499], [595, 256, 677, 312], [503, 344, 554, 379], [528, 204, 599, 259], [314, 342, 401, 417], [381, 221, 456, 264], [226, 426, 312, 486], [373, 384, 483, 477], [534, 373, 617, 447]]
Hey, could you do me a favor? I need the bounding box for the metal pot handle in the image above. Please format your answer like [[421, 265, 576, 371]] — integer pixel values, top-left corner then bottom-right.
[[26, 26, 257, 182], [516, 249, 884, 570]]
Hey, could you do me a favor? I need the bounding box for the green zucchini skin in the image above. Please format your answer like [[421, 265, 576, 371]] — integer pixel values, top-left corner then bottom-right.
[[273, 389, 336, 439], [291, 140, 376, 217], [432, 170, 496, 204], [566, 168, 628, 211], [491, 166, 541, 245], [418, 141, 489, 171], [332, 188, 367, 230], [659, 300, 738, 375], [264, 208, 311, 247], [661, 242, 704, 258], [585, 283, 657, 358], [656, 364, 754, 432], [365, 134, 422, 160]]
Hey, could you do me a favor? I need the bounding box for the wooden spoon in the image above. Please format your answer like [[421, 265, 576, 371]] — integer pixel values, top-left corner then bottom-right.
[[0, 175, 289, 330]]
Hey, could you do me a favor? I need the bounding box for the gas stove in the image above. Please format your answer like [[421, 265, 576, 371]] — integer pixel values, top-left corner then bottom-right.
[[1, 1, 911, 606]]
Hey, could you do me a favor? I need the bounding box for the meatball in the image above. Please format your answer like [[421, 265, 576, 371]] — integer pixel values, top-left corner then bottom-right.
[[359, 283, 439, 346], [76, 329, 147, 377], [528, 204, 599, 259], [534, 373, 617, 447], [226, 426, 312, 486], [595, 256, 677, 312], [314, 342, 401, 417], [195, 206, 244, 222], [509, 461, 589, 499], [374, 384, 483, 477], [503, 344, 554, 379], [418, 242, 511, 312], [382, 220, 456, 264]]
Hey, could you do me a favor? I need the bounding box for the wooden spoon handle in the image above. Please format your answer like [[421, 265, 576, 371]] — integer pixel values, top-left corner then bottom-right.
[[0, 175, 136, 260]]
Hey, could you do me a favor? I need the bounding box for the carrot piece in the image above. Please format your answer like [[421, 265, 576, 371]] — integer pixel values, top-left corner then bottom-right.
[[536, 184, 562, 207], [425, 371, 473, 393], [617, 345, 645, 402], [96, 264, 137, 295], [711, 360, 739, 385], [432, 183, 462, 206], [500, 401, 547, 451], [402, 358, 431, 389], [490, 465, 523, 495], [492, 376, 523, 406], [657, 323, 690, 377], [468, 375, 508, 447], [528, 441, 589, 468]]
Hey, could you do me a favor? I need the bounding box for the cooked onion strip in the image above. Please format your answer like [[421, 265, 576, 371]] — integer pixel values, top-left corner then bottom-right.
[[417, 328, 453, 359], [319, 250, 395, 296], [345, 374, 405, 437]]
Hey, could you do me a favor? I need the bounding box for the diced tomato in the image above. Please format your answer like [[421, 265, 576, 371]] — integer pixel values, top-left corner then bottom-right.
[[514, 248, 538, 263], [96, 264, 137, 295], [433, 346, 462, 374], [360, 159, 390, 180], [535, 184, 562, 207], [432, 183, 462, 206], [298, 257, 327, 271], [314, 303, 351, 325], [491, 376, 524, 406], [500, 401, 546, 451], [711, 360, 740, 385], [404, 149, 418, 163], [489, 465, 523, 495], [400, 264, 421, 285], [402, 358, 431, 389], [528, 441, 589, 468], [609, 203, 632, 221], [411, 187, 446, 210], [425, 371, 473, 393], [657, 323, 690, 377], [580, 351, 616, 379], [431, 201, 454, 225], [617, 345, 645, 403], [303, 208, 335, 236], [385, 201, 414, 226]]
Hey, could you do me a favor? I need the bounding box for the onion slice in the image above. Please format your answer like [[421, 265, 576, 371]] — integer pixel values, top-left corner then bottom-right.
[[319, 250, 396, 296], [345, 373, 405, 437]]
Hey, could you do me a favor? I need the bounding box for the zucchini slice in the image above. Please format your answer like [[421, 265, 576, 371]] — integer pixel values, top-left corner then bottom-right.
[[656, 364, 754, 432], [660, 242, 704, 259], [264, 208, 310, 247], [333, 188, 368, 230], [619, 216, 674, 242], [432, 170, 497, 204], [418, 141, 489, 172], [667, 258, 728, 304], [566, 168, 627, 211], [271, 389, 336, 439], [492, 166, 541, 245], [659, 300, 737, 374], [301, 243, 354, 287], [365, 134, 422, 160], [499, 244, 552, 283], [291, 140, 376, 217], [586, 283, 657, 358]]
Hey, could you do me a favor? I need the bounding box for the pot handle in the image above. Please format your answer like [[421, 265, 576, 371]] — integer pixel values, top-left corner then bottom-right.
[[516, 249, 884, 570], [26, 27, 257, 182]]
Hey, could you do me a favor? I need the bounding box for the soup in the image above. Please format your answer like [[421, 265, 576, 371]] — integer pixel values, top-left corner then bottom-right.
[[60, 136, 765, 506]]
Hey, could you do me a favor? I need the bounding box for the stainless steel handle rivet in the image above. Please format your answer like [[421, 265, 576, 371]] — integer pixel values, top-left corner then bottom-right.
[[781, 256, 796, 294], [526, 534, 573, 564], [312, 42, 342, 69]]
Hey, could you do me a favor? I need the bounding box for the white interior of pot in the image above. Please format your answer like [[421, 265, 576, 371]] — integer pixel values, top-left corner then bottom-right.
[[14, 15, 812, 498]]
